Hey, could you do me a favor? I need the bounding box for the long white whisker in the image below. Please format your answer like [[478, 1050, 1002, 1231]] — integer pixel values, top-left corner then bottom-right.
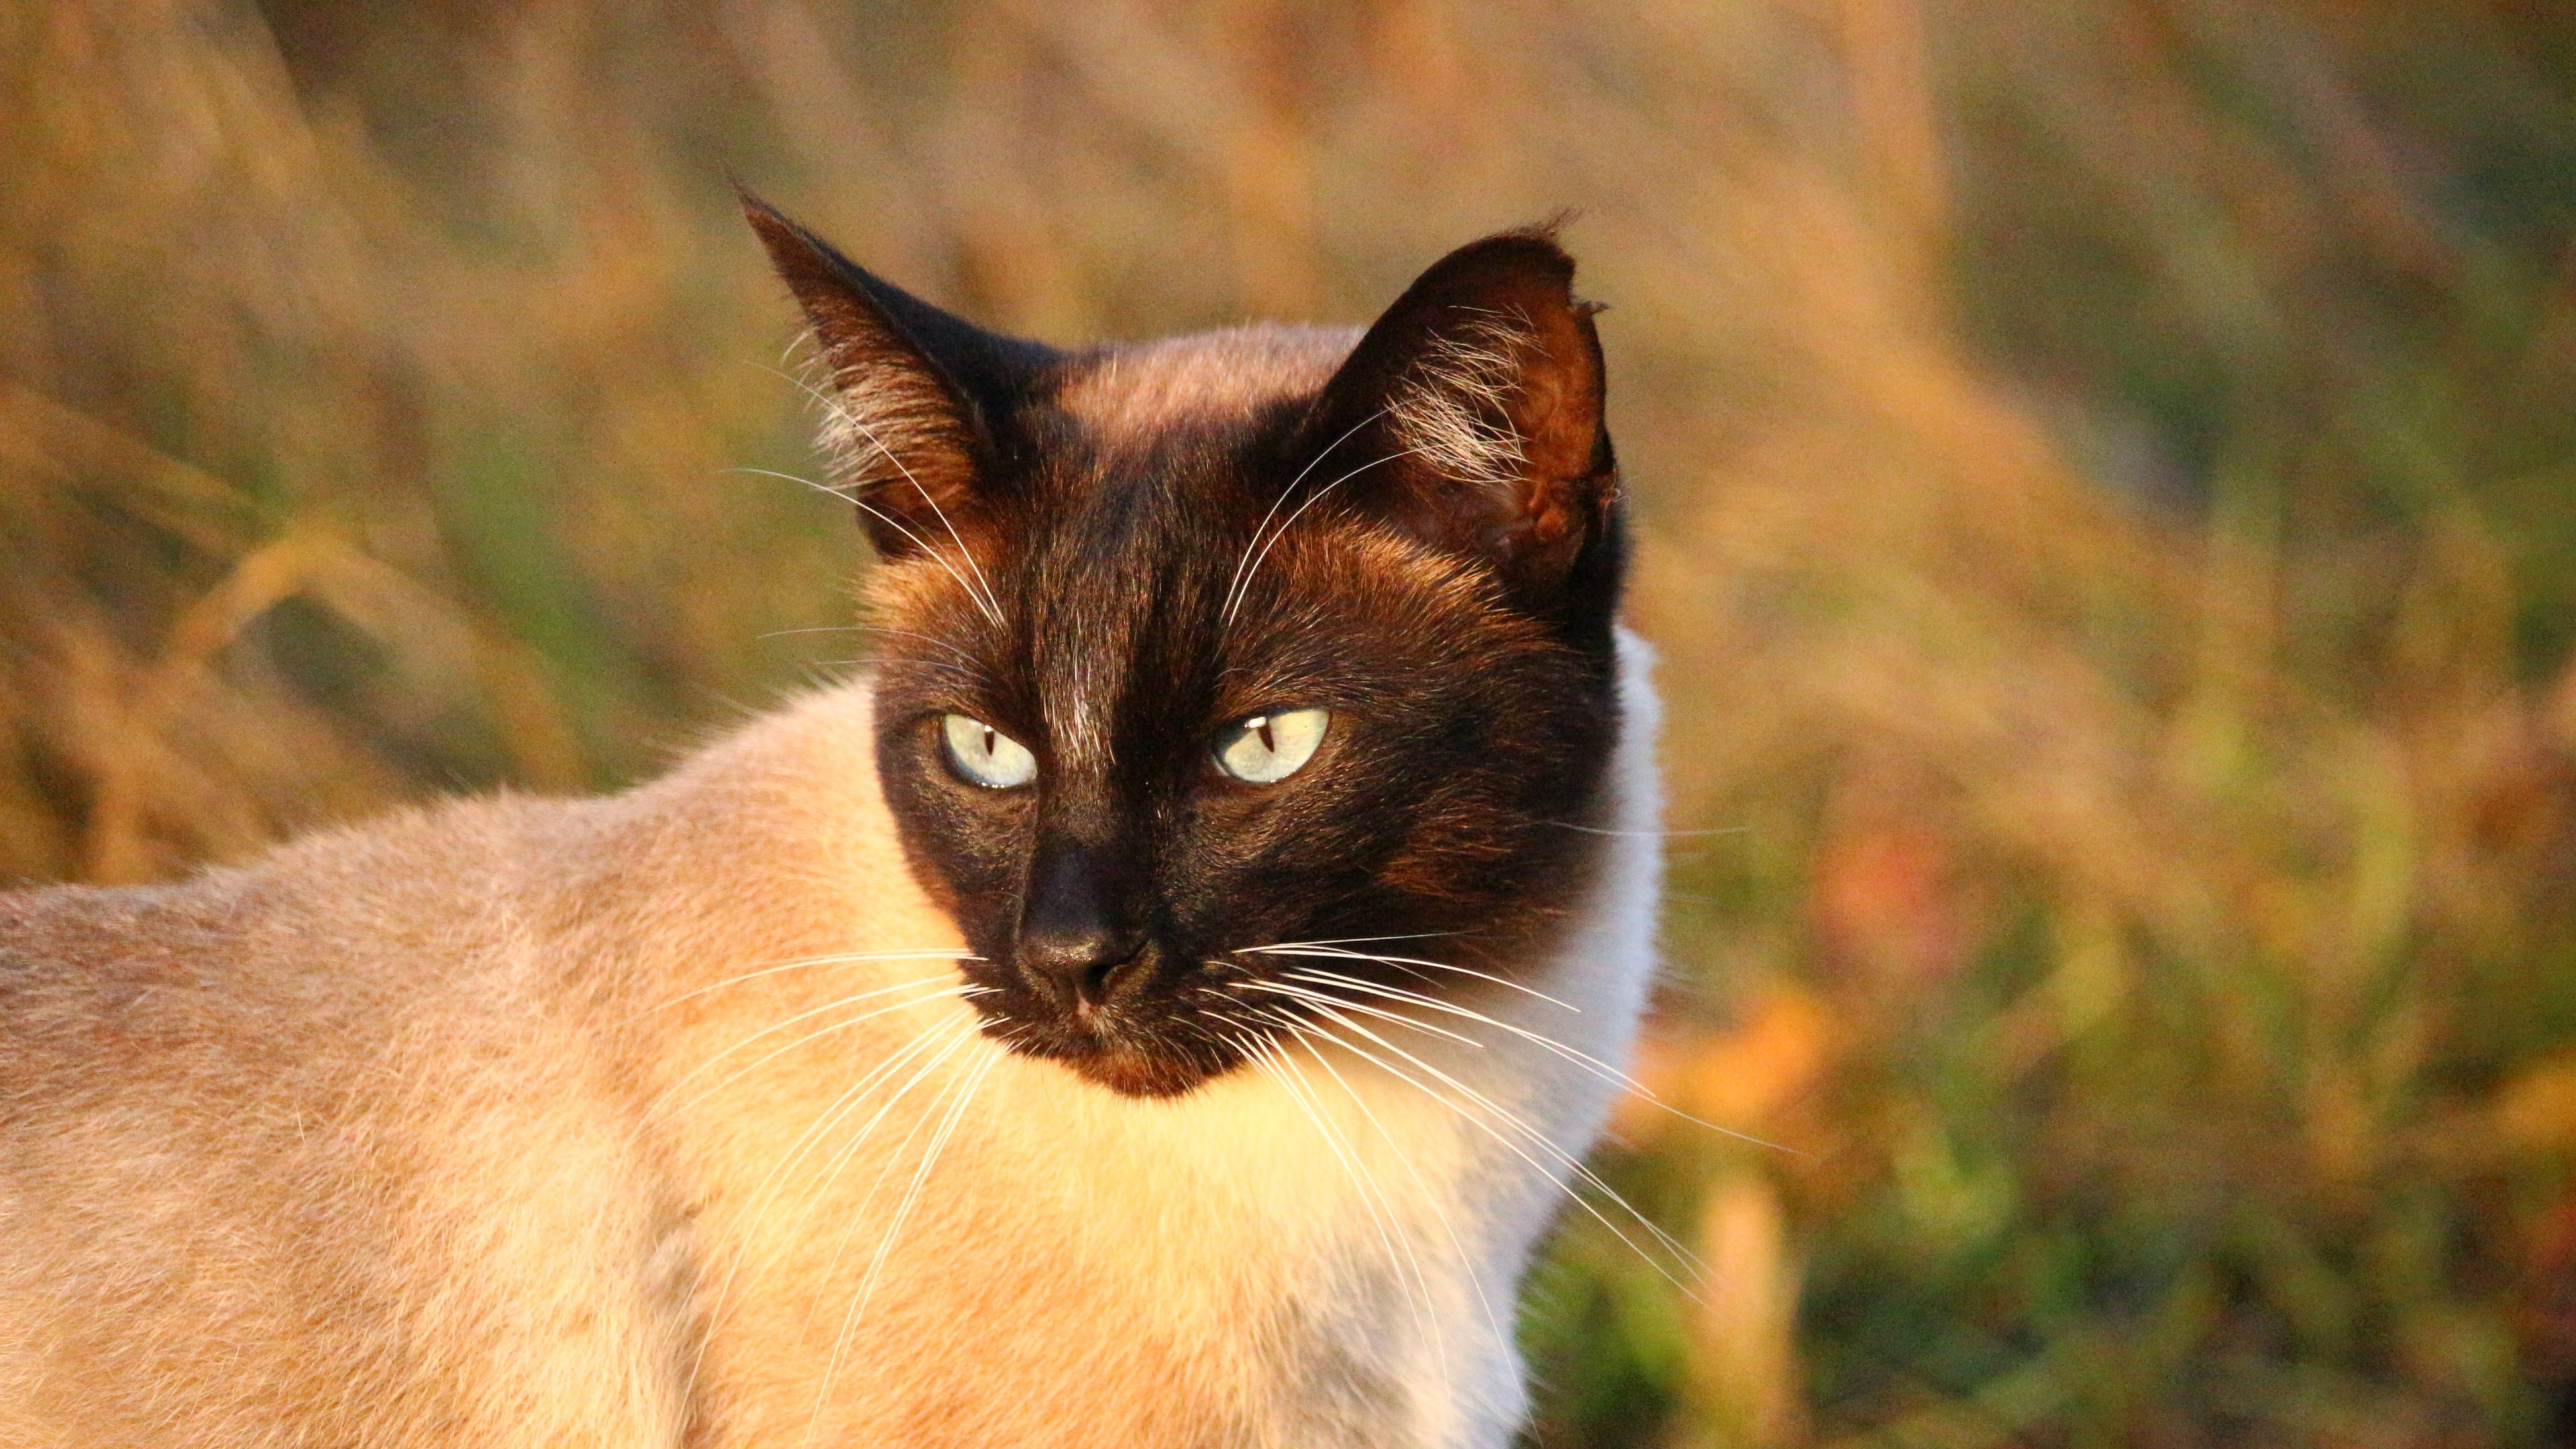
[[1283, 967, 1633, 1081], [1293, 1010, 1702, 1299], [1283, 1002, 1707, 1291], [748, 364, 1006, 626], [678, 1016, 967, 1404], [1241, 980, 1485, 1049], [788, 1022, 981, 1444], [1240, 1033, 1446, 1369], [1278, 1024, 1501, 1371], [796, 1023, 983, 1266], [737, 1019, 968, 1267], [1242, 944, 1578, 1012], [1224, 444, 1430, 632], [812, 657, 983, 682], [633, 956, 971, 1019], [1254, 931, 1469, 949], [727, 463, 847, 499], [1544, 821, 1752, 838], [1279, 967, 1798, 1156], [763, 621, 983, 670], [849, 492, 1004, 628], [810, 1037, 999, 1440], [1221, 405, 1391, 626], [644, 981, 981, 1124], [729, 462, 1001, 627]]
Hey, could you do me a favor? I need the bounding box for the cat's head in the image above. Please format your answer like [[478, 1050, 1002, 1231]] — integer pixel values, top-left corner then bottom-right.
[[748, 196, 1626, 1097]]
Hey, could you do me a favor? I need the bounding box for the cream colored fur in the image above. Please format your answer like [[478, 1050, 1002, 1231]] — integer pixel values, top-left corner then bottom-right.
[[0, 635, 1660, 1448]]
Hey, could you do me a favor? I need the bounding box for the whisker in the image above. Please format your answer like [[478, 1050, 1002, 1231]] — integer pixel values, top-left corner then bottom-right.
[[811, 1037, 1000, 1441], [728, 451, 1005, 630], [1542, 820, 1752, 838], [1224, 443, 1430, 633], [725, 463, 846, 499], [1279, 1025, 1503, 1369], [678, 1016, 969, 1405], [1241, 944, 1578, 1012], [848, 493, 1004, 628], [1220, 405, 1390, 627], [761, 622, 984, 671], [1283, 967, 1627, 1075], [643, 981, 983, 1124], [1240, 1033, 1447, 1365], [1253, 930, 1470, 949], [805, 657, 989, 686], [788, 1022, 985, 1442], [633, 955, 971, 1019], [794, 1023, 983, 1281], [1273, 1003, 1706, 1295], [1278, 967, 1799, 1157], [747, 364, 1007, 627], [1240, 979, 1485, 1049], [744, 1018, 969, 1245]]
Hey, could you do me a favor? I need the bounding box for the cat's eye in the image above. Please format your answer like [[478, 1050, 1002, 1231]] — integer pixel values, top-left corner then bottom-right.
[[941, 714, 1038, 789], [1212, 708, 1329, 785]]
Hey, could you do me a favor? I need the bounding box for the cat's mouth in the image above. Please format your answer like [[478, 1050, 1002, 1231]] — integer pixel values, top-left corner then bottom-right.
[[990, 1015, 1238, 1098], [1036, 1034, 1220, 1097], [963, 958, 1244, 1098]]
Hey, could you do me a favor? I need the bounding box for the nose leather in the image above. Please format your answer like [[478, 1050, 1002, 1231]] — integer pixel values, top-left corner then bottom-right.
[[1015, 838, 1146, 1009]]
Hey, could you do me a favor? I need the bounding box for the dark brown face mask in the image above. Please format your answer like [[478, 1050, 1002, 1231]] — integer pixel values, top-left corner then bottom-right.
[[747, 195, 1627, 1097]]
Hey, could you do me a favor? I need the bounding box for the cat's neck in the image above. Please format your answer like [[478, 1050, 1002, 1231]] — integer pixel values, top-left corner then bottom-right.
[[525, 630, 1660, 1447]]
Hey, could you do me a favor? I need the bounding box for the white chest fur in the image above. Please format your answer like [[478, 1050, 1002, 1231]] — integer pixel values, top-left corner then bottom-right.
[[658, 631, 1662, 1448]]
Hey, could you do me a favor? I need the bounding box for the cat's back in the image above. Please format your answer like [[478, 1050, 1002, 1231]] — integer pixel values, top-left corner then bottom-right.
[[0, 792, 700, 1449], [0, 792, 570, 1085]]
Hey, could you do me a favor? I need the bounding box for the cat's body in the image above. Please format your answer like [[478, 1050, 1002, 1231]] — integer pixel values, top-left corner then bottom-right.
[[0, 210, 1658, 1447]]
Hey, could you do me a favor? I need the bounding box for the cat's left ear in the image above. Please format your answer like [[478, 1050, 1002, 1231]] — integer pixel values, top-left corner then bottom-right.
[[1299, 226, 1613, 602]]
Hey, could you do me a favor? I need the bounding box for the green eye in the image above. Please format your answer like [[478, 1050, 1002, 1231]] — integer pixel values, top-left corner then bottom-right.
[[941, 714, 1037, 789], [1212, 708, 1329, 785]]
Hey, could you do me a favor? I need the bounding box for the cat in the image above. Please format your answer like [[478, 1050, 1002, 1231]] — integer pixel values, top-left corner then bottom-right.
[[0, 194, 1662, 1449]]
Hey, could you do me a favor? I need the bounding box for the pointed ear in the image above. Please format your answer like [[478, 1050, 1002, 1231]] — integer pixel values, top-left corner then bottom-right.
[[740, 192, 1056, 559], [1298, 227, 1613, 601]]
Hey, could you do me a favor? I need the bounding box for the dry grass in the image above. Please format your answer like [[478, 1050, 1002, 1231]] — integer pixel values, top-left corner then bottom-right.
[[7, 0, 2576, 1442]]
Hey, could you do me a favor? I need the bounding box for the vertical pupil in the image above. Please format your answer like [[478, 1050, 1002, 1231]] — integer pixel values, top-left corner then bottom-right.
[[1253, 718, 1275, 753], [980, 726, 996, 757]]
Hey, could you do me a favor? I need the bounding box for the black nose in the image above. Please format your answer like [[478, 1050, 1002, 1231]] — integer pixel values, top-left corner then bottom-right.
[[1017, 926, 1147, 1010], [1016, 839, 1147, 1011]]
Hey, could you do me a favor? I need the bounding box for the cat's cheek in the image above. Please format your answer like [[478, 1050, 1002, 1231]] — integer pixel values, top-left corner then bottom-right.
[[873, 750, 1026, 949]]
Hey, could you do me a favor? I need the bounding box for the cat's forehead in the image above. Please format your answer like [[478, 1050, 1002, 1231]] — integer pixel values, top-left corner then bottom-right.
[[956, 327, 1375, 775], [1047, 324, 1359, 449]]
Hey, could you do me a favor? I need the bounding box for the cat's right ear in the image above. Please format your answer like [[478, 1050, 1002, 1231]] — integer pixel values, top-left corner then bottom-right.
[[741, 193, 1055, 559]]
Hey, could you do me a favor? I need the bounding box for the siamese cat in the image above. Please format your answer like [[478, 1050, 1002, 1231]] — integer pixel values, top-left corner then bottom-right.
[[0, 196, 1662, 1448]]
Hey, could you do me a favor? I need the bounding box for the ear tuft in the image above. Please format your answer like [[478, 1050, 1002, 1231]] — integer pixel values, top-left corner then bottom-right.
[[1299, 226, 1615, 603], [1387, 309, 1534, 492]]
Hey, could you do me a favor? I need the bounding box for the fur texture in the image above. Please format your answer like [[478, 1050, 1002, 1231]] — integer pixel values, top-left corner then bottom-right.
[[0, 644, 1659, 1447], [1386, 310, 1536, 491], [0, 211, 1658, 1447]]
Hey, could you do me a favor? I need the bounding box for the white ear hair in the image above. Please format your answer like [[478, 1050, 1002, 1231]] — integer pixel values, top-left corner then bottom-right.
[[1384, 310, 1534, 492], [798, 329, 959, 501]]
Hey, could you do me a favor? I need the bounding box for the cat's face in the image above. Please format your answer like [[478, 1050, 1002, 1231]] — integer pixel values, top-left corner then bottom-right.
[[749, 200, 1625, 1096]]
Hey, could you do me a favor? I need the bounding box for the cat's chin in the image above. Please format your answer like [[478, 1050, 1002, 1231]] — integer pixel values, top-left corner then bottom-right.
[[1066, 1049, 1216, 1099], [991, 1022, 1230, 1099]]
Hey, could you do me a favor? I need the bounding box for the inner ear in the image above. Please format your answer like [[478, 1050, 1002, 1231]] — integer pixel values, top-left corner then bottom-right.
[[1295, 227, 1613, 600], [741, 192, 1058, 562]]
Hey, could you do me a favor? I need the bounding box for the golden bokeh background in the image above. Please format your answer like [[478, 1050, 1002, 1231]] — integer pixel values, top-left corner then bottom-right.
[[9, 0, 2576, 1442]]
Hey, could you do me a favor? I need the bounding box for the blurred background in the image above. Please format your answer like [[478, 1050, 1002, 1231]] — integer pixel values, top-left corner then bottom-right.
[[8, 0, 2576, 1442]]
